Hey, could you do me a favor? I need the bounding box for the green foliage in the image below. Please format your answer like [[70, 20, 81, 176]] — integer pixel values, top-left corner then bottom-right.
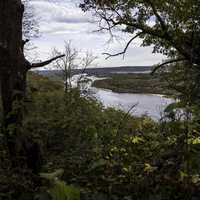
[[1, 72, 200, 200], [80, 0, 200, 65], [48, 182, 80, 200], [161, 62, 200, 107], [38, 170, 80, 200], [22, 74, 200, 199], [1, 2, 200, 200]]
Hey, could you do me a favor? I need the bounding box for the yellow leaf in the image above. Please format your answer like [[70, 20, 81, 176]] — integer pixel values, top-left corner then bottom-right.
[[144, 163, 157, 173], [130, 136, 144, 144], [192, 175, 200, 185]]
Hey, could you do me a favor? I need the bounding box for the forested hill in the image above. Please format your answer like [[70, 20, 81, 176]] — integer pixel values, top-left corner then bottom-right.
[[36, 66, 152, 77]]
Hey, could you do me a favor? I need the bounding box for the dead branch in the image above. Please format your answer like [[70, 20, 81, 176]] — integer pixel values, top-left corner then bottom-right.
[[29, 54, 65, 69]]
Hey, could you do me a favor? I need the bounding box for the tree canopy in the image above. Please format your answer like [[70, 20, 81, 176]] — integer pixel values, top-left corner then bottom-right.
[[80, 0, 200, 68]]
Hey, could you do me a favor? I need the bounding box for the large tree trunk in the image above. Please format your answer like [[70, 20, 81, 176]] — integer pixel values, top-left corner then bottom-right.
[[0, 0, 64, 172], [0, 0, 26, 126], [0, 0, 38, 170], [0, 70, 27, 129]]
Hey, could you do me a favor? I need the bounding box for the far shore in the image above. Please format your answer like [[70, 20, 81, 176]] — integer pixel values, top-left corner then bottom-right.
[[92, 73, 175, 96]]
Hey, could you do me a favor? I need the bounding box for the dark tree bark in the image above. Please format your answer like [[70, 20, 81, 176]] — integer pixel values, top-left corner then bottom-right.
[[0, 1, 28, 166], [0, 0, 64, 171], [0, 1, 26, 127]]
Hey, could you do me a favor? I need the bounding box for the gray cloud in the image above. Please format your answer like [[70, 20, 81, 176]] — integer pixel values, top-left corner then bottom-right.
[[30, 0, 165, 68]]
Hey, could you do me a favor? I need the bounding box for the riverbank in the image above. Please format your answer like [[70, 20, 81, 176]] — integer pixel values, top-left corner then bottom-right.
[[92, 73, 175, 96]]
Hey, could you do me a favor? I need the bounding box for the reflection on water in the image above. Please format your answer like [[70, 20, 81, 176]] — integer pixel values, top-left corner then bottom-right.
[[91, 87, 173, 120], [72, 74, 174, 120]]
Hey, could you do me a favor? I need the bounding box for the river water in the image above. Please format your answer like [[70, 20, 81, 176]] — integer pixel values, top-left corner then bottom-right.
[[72, 74, 174, 120]]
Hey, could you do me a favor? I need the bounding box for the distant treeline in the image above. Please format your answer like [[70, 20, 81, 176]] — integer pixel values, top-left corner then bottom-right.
[[36, 66, 152, 77]]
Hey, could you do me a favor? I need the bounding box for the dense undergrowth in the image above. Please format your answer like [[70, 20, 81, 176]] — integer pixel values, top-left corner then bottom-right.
[[0, 72, 200, 200]]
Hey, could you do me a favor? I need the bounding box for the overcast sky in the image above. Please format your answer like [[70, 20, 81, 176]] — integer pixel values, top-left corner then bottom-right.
[[30, 0, 165, 68]]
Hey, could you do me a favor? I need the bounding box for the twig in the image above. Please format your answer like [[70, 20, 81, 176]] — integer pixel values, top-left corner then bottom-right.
[[151, 58, 186, 74], [103, 32, 143, 59]]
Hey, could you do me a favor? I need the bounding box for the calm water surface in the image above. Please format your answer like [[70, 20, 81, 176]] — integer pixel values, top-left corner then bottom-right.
[[72, 74, 174, 120], [91, 87, 173, 120]]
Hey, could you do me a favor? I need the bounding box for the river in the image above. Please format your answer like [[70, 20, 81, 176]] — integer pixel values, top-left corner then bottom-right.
[[72, 74, 174, 120]]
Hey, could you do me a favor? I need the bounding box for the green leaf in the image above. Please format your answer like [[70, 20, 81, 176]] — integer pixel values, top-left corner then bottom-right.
[[49, 181, 80, 200]]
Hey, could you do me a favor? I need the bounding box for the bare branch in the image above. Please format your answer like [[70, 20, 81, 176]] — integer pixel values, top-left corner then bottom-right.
[[29, 54, 65, 69], [78, 52, 97, 83], [151, 58, 186, 74], [103, 32, 143, 59], [94, 6, 192, 61]]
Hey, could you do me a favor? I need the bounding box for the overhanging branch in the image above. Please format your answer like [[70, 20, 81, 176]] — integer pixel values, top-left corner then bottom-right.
[[151, 58, 187, 74], [29, 54, 65, 69], [96, 8, 192, 62]]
